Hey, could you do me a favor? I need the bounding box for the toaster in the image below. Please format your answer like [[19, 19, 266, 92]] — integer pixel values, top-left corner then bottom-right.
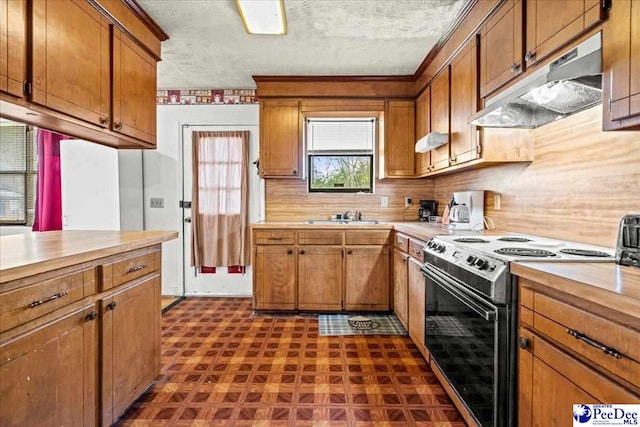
[[616, 214, 640, 267]]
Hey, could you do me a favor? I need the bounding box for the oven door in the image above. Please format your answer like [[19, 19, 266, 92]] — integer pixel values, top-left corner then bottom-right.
[[422, 263, 503, 427]]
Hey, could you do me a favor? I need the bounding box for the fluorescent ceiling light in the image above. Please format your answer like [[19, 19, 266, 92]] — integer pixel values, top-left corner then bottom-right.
[[236, 0, 287, 35]]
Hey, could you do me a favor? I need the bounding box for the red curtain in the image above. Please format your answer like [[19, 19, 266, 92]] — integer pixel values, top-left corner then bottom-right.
[[32, 130, 66, 231]]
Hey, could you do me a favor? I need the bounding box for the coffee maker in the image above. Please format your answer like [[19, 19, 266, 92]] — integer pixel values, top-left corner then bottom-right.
[[418, 200, 437, 222], [447, 191, 484, 230]]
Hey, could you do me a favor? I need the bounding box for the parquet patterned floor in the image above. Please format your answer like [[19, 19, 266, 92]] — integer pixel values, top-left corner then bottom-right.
[[116, 298, 466, 427]]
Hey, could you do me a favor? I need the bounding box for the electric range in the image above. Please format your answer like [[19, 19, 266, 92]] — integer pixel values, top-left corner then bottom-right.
[[420, 235, 615, 427]]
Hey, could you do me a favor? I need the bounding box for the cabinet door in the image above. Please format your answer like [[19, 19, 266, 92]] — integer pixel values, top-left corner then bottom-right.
[[101, 275, 159, 425], [112, 28, 157, 145], [31, 0, 110, 126], [480, 0, 523, 97], [392, 249, 408, 327], [525, 0, 605, 67], [384, 100, 415, 177], [415, 87, 431, 176], [0, 304, 98, 427], [408, 257, 427, 359], [0, 0, 26, 98], [298, 246, 343, 311], [450, 36, 480, 167], [345, 246, 389, 311], [603, 0, 640, 130], [260, 100, 300, 178], [429, 67, 450, 172], [254, 245, 296, 310]]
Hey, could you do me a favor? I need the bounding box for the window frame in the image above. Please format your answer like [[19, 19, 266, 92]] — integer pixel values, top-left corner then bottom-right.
[[0, 123, 37, 226], [305, 116, 377, 194]]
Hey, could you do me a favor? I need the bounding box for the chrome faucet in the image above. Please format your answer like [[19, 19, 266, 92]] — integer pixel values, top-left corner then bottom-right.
[[343, 210, 362, 221]]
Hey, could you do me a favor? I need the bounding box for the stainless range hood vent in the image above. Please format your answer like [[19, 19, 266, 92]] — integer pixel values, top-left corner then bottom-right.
[[469, 32, 602, 129]]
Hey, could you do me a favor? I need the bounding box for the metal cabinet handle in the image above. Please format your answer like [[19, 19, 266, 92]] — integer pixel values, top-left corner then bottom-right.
[[100, 116, 110, 126], [292, 169, 298, 175], [28, 291, 69, 308], [299, 250, 305, 255], [287, 249, 293, 255], [347, 250, 353, 255], [525, 51, 536, 62], [114, 122, 123, 130], [85, 311, 98, 322], [567, 329, 623, 359], [412, 249, 421, 254], [106, 301, 117, 311], [518, 337, 529, 349], [510, 63, 521, 73], [126, 264, 148, 274]]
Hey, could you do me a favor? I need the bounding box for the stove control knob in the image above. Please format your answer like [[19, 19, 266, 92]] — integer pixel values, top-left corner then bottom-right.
[[488, 265, 497, 272], [474, 258, 489, 270], [466, 255, 477, 265], [437, 244, 446, 253], [427, 241, 434, 249]]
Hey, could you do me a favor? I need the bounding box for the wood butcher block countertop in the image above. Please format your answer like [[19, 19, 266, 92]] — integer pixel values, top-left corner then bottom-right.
[[511, 262, 640, 326], [0, 230, 178, 283]]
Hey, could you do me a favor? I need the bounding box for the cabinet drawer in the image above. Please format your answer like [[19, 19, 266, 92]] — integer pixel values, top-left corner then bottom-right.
[[408, 238, 426, 261], [531, 292, 640, 387], [100, 249, 160, 291], [297, 231, 343, 245], [0, 269, 89, 334], [345, 230, 390, 245], [254, 230, 295, 245], [393, 233, 409, 251]]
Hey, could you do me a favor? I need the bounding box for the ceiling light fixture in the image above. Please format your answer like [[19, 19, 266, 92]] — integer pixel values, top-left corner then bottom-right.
[[236, 0, 287, 35]]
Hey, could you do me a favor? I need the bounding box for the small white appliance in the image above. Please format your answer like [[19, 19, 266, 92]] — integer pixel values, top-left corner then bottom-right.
[[448, 191, 485, 230]]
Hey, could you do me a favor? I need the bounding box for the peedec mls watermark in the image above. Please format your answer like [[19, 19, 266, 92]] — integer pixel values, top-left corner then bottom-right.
[[574, 404, 640, 426]]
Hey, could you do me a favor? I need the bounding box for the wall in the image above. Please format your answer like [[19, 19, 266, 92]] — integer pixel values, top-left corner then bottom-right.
[[60, 140, 120, 230], [118, 150, 144, 230], [433, 106, 640, 247], [266, 178, 435, 221], [146, 104, 260, 296]]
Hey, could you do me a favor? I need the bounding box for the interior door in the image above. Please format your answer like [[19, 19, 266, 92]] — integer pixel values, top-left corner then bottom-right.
[[181, 125, 262, 296]]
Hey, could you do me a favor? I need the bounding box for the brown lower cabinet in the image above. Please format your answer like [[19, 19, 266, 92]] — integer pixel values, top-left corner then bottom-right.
[[253, 245, 296, 310], [345, 246, 389, 311], [407, 257, 427, 359], [0, 244, 164, 427], [0, 303, 98, 427], [298, 246, 343, 311], [100, 274, 160, 426], [518, 279, 640, 426], [393, 249, 409, 328]]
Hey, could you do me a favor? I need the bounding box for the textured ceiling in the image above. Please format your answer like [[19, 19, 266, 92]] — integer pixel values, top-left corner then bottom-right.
[[138, 0, 466, 89]]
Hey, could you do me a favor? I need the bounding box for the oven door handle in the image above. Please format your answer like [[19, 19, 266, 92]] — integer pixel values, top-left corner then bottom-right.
[[422, 264, 497, 322]]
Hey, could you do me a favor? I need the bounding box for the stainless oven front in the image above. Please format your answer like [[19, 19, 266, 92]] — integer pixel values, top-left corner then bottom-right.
[[422, 262, 515, 427]]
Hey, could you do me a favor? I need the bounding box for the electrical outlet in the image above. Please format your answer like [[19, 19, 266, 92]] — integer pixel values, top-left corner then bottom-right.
[[381, 196, 389, 208], [405, 197, 412, 208], [150, 198, 164, 208], [494, 194, 501, 210]]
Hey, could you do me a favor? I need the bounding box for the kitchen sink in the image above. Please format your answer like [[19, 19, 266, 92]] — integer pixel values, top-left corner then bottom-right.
[[303, 220, 385, 225]]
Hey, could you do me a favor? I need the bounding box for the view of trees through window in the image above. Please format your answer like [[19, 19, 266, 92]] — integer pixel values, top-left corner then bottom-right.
[[309, 155, 372, 191]]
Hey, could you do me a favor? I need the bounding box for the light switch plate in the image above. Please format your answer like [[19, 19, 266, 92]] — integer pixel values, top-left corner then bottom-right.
[[150, 198, 164, 208]]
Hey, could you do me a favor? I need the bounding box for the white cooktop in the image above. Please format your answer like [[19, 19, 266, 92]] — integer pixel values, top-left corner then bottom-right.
[[434, 235, 616, 262]]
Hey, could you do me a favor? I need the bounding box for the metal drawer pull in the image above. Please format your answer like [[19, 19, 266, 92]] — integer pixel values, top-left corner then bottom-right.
[[567, 328, 623, 359], [85, 311, 98, 322], [28, 291, 69, 308], [412, 249, 422, 254], [267, 237, 283, 241], [106, 301, 117, 311], [126, 264, 148, 274]]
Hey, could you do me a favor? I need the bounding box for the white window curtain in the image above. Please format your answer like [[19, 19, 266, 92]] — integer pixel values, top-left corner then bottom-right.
[[191, 131, 249, 267]]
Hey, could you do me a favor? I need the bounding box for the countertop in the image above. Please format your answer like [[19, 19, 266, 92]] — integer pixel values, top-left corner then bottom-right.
[[0, 230, 178, 283], [511, 262, 640, 325]]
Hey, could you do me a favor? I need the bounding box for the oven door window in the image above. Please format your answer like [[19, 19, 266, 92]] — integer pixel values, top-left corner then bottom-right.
[[424, 264, 498, 426]]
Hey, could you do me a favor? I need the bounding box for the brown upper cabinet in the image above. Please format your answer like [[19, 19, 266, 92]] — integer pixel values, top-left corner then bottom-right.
[[31, 0, 111, 128], [429, 66, 451, 173], [479, 0, 524, 98], [414, 87, 431, 176], [524, 0, 606, 68], [1, 0, 165, 149], [112, 28, 157, 144], [0, 0, 26, 99], [450, 36, 480, 167], [259, 100, 301, 178], [603, 0, 640, 130], [384, 100, 415, 177]]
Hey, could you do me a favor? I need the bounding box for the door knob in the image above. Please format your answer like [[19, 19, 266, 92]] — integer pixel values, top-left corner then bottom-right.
[[185, 217, 192, 223]]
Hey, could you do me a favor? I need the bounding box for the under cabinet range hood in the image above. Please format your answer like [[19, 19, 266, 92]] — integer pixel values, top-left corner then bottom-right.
[[469, 32, 602, 129], [415, 132, 448, 153]]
